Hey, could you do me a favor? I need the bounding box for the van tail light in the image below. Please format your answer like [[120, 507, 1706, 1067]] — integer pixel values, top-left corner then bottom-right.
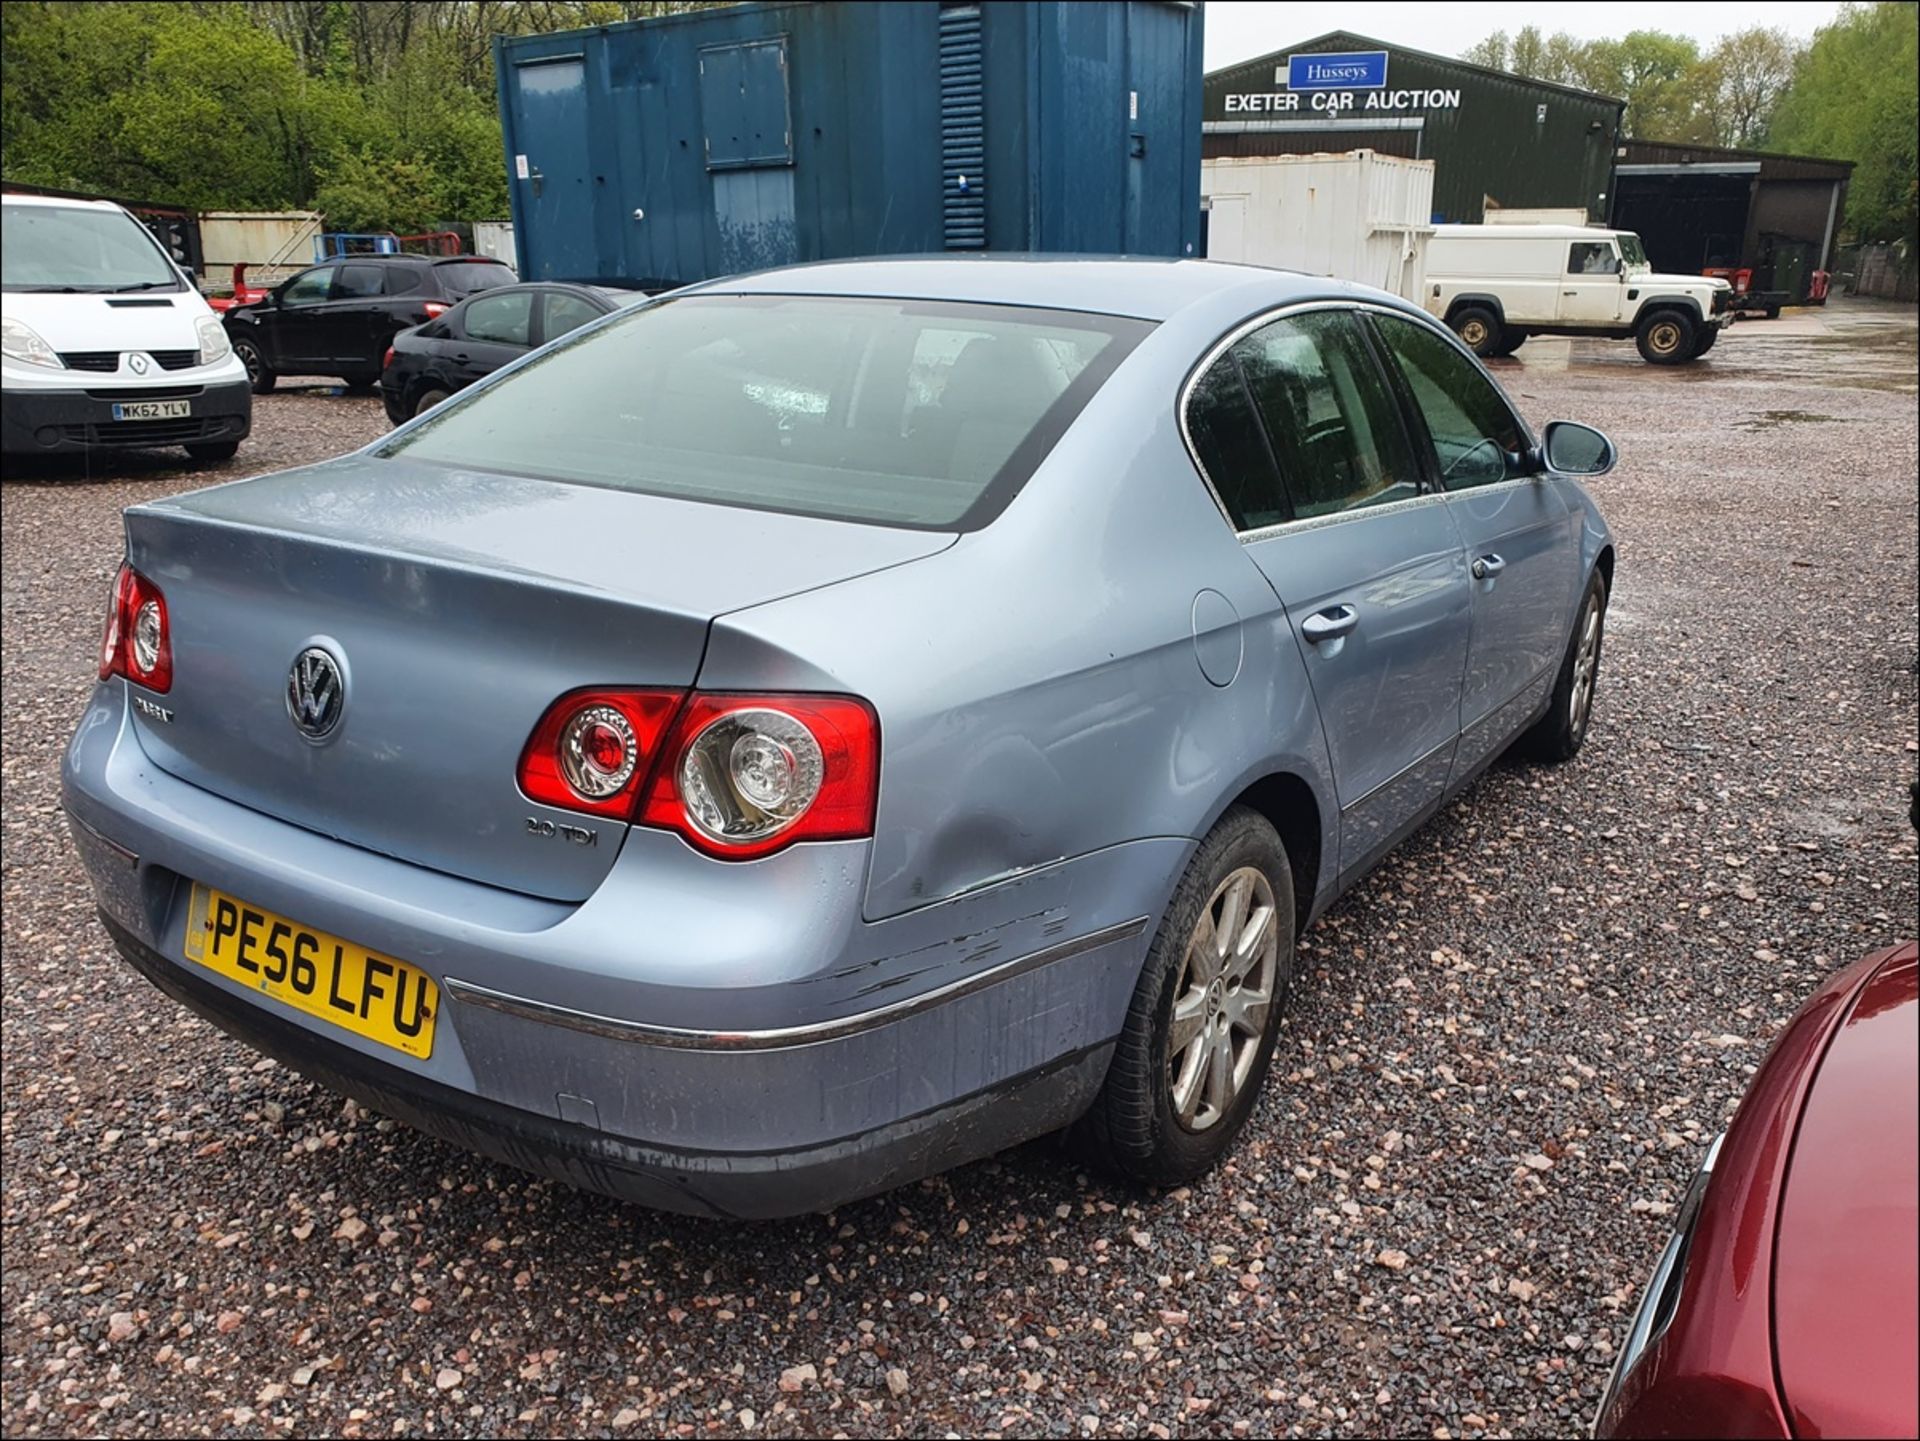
[[518, 690, 879, 858], [423, 301, 450, 319], [98, 562, 173, 693], [517, 689, 683, 819], [640, 695, 879, 859]]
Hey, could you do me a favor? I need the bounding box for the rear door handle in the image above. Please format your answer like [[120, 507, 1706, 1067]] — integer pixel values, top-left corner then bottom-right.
[[1300, 605, 1359, 644], [1471, 553, 1507, 580]]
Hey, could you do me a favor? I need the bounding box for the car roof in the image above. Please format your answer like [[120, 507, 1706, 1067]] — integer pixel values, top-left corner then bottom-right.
[[1433, 225, 1623, 239], [689, 256, 1380, 322], [2, 193, 128, 212]]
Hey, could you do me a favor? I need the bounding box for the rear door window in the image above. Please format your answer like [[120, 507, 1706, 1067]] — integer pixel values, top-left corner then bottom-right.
[[541, 290, 605, 341], [1233, 311, 1423, 520], [334, 264, 386, 299], [462, 291, 534, 347], [1184, 355, 1288, 531], [436, 261, 517, 296], [385, 294, 1149, 529], [382, 267, 423, 296]]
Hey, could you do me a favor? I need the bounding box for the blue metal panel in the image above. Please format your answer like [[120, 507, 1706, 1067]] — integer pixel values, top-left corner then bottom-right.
[[939, 6, 986, 248], [496, 1, 1204, 284], [700, 37, 794, 170], [713, 169, 799, 272]]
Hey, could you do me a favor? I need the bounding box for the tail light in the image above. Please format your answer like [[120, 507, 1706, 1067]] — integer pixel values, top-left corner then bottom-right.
[[517, 689, 682, 819], [517, 690, 879, 858], [98, 562, 173, 693], [381, 346, 396, 372], [423, 301, 450, 319]]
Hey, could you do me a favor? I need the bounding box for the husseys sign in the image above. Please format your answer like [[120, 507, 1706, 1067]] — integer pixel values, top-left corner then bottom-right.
[[1218, 50, 1463, 117]]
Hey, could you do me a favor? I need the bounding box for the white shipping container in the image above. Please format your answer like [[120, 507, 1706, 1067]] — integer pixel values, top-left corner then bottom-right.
[[198, 211, 322, 271], [1200, 151, 1435, 302], [473, 220, 518, 270]]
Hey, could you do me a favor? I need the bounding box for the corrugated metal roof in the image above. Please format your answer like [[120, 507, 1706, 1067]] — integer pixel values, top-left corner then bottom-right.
[[1618, 140, 1854, 183]]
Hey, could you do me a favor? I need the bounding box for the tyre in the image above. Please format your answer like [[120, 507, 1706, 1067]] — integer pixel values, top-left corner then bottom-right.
[[412, 387, 451, 418], [1691, 327, 1720, 358], [1635, 310, 1696, 365], [1762, 305, 1781, 320], [1490, 333, 1527, 358], [1519, 568, 1609, 762], [1450, 305, 1504, 358], [343, 375, 380, 393], [184, 441, 241, 464], [1076, 806, 1295, 1186], [233, 337, 275, 394]]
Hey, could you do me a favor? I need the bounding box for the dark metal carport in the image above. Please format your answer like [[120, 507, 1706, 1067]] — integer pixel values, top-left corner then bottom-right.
[[1611, 140, 1852, 305]]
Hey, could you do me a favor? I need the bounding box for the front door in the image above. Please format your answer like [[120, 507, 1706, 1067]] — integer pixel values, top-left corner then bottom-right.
[[1189, 309, 1472, 878], [507, 57, 597, 281], [1367, 312, 1580, 780], [1558, 238, 1625, 325], [268, 265, 337, 369]]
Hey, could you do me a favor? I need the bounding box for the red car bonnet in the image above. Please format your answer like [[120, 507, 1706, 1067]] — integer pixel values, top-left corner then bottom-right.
[[1772, 943, 1919, 1440]]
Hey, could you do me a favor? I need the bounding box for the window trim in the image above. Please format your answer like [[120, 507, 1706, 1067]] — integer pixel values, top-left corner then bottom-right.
[[1177, 299, 1539, 541]]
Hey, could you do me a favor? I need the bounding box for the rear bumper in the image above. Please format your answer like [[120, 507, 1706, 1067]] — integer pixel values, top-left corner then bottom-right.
[[103, 913, 1112, 1219], [63, 683, 1174, 1216], [1, 377, 252, 454]]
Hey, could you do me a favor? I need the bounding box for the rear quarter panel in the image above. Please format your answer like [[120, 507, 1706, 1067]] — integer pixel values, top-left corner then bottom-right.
[[702, 301, 1344, 924]]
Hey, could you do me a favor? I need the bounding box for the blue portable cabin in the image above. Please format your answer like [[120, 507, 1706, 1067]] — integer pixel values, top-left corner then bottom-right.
[[493, 0, 1204, 287]]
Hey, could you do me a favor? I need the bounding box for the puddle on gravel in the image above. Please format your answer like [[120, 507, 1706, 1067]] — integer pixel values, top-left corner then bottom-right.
[[1735, 409, 1846, 431]]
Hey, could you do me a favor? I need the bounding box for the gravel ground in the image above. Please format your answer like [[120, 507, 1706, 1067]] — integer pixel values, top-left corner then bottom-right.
[[4, 309, 1916, 1440]]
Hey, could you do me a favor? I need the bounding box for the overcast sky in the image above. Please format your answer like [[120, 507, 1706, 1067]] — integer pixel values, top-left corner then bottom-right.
[[1203, 1, 1847, 71]]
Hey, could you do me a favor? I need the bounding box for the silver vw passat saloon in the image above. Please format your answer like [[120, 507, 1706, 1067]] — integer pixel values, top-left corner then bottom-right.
[[64, 259, 1616, 1218]]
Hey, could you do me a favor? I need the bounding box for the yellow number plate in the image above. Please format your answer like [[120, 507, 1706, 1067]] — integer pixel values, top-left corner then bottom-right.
[[182, 884, 438, 1058]]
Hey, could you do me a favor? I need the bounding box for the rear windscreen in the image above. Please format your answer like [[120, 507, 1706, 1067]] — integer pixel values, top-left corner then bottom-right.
[[382, 293, 1149, 529], [436, 261, 518, 296]]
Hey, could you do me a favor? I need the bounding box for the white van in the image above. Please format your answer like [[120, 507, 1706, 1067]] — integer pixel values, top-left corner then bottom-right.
[[1423, 224, 1734, 365], [2, 194, 251, 462]]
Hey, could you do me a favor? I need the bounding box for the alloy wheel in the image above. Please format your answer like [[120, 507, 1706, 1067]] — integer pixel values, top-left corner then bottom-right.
[[1167, 866, 1279, 1132], [1570, 595, 1602, 737]]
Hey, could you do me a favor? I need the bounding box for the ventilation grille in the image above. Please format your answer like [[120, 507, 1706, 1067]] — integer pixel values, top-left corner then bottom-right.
[[939, 5, 986, 250]]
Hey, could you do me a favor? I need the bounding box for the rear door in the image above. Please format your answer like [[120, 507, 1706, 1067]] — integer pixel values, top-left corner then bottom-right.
[[325, 262, 389, 369], [1188, 307, 1471, 878], [1368, 311, 1577, 780], [448, 289, 535, 387]]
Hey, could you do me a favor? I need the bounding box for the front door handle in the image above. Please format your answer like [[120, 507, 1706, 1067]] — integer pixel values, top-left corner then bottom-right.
[[1471, 553, 1507, 581], [1300, 605, 1359, 644]]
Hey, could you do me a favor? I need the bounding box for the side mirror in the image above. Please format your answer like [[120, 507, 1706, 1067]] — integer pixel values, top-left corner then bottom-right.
[[1542, 420, 1616, 477], [1615, 256, 1626, 276]]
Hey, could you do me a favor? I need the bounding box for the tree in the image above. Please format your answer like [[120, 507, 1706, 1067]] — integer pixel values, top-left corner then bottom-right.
[[1458, 24, 1715, 140], [1580, 31, 1713, 143], [1700, 28, 1802, 149], [1770, 2, 1919, 243]]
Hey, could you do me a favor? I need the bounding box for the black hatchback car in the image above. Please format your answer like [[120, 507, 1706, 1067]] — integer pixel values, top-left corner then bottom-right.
[[224, 254, 516, 393], [379, 281, 648, 423]]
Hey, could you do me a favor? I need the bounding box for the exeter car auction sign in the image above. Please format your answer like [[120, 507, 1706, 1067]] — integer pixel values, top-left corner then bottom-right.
[[1219, 49, 1463, 117]]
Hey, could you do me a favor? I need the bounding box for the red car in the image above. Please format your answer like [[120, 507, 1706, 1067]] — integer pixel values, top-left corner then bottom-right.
[[1595, 939, 1919, 1438]]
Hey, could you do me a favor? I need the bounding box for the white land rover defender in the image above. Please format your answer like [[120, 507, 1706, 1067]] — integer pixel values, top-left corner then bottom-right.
[[1424, 224, 1735, 366]]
